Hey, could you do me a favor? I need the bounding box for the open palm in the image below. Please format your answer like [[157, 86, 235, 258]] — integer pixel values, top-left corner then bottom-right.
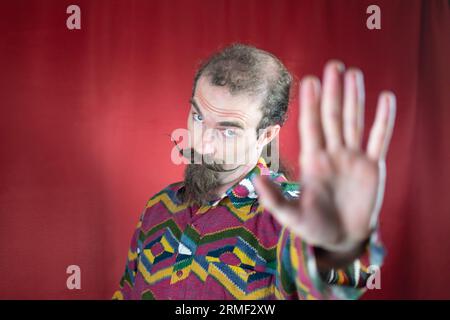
[[255, 61, 396, 256]]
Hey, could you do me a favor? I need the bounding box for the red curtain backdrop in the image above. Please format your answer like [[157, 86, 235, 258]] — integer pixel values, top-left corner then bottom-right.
[[0, 0, 449, 299]]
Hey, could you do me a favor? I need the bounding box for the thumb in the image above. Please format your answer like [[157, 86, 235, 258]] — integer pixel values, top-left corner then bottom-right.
[[254, 176, 300, 228]]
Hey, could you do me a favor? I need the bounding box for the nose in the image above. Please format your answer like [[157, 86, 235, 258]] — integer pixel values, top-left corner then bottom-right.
[[194, 128, 216, 156]]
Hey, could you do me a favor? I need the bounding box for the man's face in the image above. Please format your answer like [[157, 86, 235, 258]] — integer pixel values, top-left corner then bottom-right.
[[189, 76, 266, 177], [182, 76, 268, 204]]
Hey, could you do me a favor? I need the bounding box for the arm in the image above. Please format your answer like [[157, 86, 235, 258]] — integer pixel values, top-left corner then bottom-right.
[[257, 60, 395, 300], [275, 227, 384, 300], [112, 212, 144, 300]]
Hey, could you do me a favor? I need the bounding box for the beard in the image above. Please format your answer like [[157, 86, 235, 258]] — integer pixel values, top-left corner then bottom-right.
[[182, 163, 222, 206], [171, 139, 242, 206]]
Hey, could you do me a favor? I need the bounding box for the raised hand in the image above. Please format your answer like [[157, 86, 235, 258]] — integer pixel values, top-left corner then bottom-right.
[[255, 61, 396, 265]]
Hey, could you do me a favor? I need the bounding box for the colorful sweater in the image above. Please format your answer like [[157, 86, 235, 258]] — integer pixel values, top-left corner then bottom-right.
[[113, 157, 384, 300]]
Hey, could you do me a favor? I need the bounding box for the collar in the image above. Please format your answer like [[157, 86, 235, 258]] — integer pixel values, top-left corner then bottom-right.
[[208, 157, 288, 208]]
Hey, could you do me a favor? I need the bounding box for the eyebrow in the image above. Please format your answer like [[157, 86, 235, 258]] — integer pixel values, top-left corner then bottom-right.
[[189, 98, 245, 130], [190, 98, 203, 117]]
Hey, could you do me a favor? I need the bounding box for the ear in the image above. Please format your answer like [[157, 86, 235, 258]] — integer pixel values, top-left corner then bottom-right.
[[257, 125, 281, 150]]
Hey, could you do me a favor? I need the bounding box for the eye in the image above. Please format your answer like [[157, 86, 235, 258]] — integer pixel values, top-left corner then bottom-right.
[[192, 113, 203, 123], [222, 128, 237, 138]]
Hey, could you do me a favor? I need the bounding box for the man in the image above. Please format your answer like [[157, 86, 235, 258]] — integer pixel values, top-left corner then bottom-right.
[[113, 43, 395, 300]]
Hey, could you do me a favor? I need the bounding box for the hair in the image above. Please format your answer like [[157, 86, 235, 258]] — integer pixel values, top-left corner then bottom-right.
[[191, 43, 294, 180], [192, 43, 293, 133]]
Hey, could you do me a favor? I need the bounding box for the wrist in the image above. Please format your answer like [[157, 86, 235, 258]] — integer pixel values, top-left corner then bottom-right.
[[314, 238, 370, 271]]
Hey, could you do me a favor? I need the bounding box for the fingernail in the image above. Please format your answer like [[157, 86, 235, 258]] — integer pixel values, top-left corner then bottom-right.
[[329, 60, 345, 73]]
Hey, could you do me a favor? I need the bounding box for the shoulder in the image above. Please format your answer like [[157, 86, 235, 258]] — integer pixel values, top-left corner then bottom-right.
[[137, 181, 185, 219], [144, 181, 185, 208], [135, 181, 186, 228]]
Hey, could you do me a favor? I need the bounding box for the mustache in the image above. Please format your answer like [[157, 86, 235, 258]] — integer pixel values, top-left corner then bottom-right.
[[170, 137, 240, 173]]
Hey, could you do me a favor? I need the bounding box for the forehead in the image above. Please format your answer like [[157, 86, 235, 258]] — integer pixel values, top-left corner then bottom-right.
[[192, 76, 263, 128]]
